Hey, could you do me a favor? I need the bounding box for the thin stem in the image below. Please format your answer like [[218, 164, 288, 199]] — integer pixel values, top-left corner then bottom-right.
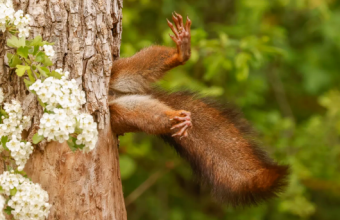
[[23, 58, 38, 80], [30, 66, 38, 80]]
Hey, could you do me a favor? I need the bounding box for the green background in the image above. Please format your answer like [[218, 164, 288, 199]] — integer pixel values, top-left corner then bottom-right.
[[118, 0, 340, 219]]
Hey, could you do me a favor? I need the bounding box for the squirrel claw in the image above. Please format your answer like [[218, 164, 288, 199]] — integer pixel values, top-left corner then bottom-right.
[[171, 121, 191, 130], [172, 125, 188, 137], [167, 12, 191, 63], [171, 110, 192, 138]]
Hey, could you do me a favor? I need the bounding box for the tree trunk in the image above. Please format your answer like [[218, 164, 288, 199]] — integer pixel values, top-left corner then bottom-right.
[[0, 0, 127, 219]]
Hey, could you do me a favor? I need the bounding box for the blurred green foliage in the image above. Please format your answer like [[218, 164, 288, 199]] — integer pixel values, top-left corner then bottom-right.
[[118, 0, 340, 219]]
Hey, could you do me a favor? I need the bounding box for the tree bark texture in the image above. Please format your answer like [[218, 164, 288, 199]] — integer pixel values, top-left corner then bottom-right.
[[0, 0, 127, 219]]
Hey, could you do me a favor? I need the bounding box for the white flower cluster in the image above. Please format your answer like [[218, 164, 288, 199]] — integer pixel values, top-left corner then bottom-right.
[[43, 45, 55, 58], [0, 100, 31, 141], [76, 114, 98, 152], [6, 136, 33, 171], [0, 88, 3, 104], [0, 0, 14, 32], [38, 109, 75, 143], [13, 10, 31, 38], [29, 75, 86, 111], [29, 70, 98, 151], [0, 171, 51, 220], [55, 68, 70, 81], [0, 172, 26, 195], [0, 1, 31, 37]]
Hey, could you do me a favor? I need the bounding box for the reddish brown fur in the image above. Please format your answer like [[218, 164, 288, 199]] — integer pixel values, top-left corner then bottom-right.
[[110, 46, 182, 94], [154, 91, 289, 206], [109, 13, 288, 206], [109, 95, 189, 135]]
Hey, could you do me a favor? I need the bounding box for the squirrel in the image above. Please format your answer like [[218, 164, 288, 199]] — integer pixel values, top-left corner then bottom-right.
[[108, 12, 289, 207]]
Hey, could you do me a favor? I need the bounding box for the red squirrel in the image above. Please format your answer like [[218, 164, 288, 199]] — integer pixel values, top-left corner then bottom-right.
[[109, 12, 289, 206]]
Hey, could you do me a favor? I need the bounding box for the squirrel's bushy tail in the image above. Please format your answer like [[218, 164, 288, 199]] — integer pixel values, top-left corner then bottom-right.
[[153, 91, 289, 206]]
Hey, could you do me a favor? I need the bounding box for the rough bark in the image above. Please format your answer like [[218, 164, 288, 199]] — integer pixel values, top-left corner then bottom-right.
[[0, 0, 126, 219]]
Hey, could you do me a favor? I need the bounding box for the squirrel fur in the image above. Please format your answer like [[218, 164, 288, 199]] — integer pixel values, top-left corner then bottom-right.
[[108, 12, 289, 206]]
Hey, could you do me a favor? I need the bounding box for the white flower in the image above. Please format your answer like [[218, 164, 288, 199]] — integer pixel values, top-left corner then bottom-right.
[[13, 10, 23, 24], [0, 3, 31, 37], [40, 113, 54, 127], [18, 26, 30, 38], [29, 79, 42, 91], [0, 100, 30, 140], [6, 136, 33, 171], [38, 110, 76, 143], [0, 172, 51, 220], [55, 68, 62, 74], [76, 113, 98, 152], [0, 1, 14, 26], [0, 172, 26, 195], [43, 45, 55, 58], [6, 136, 20, 152], [22, 116, 31, 130], [0, 0, 13, 8], [29, 75, 86, 111]]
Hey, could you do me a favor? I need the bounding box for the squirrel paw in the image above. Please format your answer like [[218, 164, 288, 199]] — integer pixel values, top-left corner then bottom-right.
[[166, 12, 192, 63], [170, 110, 192, 138]]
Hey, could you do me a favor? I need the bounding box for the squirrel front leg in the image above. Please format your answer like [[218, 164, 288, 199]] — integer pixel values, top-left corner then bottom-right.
[[110, 12, 192, 94], [109, 94, 192, 137]]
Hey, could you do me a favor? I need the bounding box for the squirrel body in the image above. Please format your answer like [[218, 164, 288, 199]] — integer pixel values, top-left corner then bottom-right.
[[109, 13, 288, 206]]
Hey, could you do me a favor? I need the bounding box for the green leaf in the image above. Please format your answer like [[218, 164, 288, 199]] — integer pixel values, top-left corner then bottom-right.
[[7, 36, 25, 48], [6, 52, 14, 60], [27, 35, 43, 46], [1, 136, 8, 150], [28, 47, 34, 54], [14, 169, 27, 177], [67, 137, 77, 152], [0, 109, 7, 118], [17, 46, 29, 58], [10, 187, 17, 196], [37, 97, 46, 108], [42, 55, 53, 66], [34, 46, 40, 55], [50, 70, 62, 79], [7, 53, 22, 68], [78, 144, 85, 150], [32, 133, 44, 144], [67, 136, 85, 151], [24, 79, 34, 89], [15, 65, 30, 77], [27, 35, 54, 46], [24, 58, 32, 65], [4, 206, 14, 215], [7, 166, 13, 172], [74, 127, 83, 134], [27, 69, 35, 82], [35, 51, 45, 63], [28, 45, 40, 55], [37, 66, 50, 77]]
